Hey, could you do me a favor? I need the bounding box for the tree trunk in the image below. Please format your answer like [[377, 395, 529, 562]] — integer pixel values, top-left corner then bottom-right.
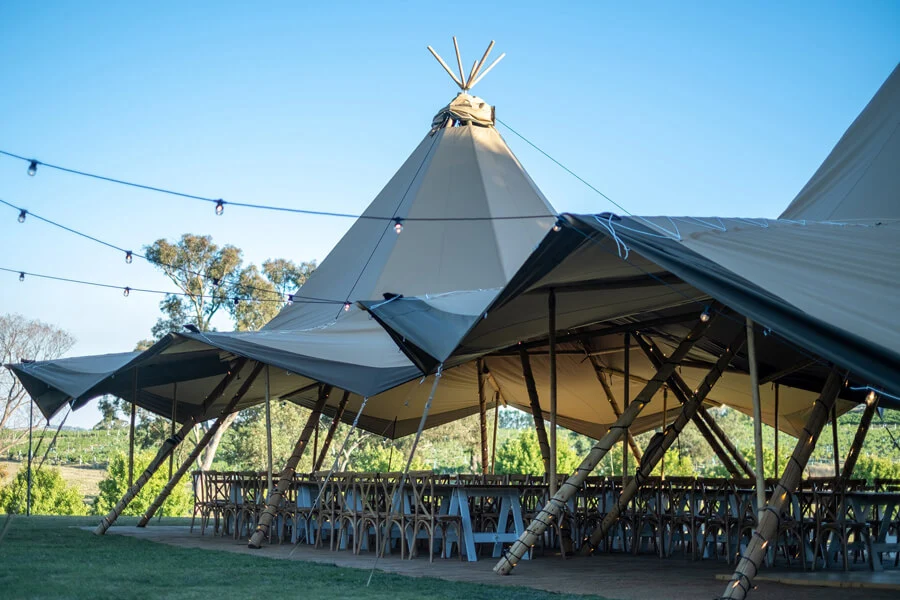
[[199, 412, 237, 471]]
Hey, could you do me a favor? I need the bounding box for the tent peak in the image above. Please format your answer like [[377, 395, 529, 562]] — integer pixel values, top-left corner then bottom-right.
[[431, 93, 495, 129], [427, 38, 505, 94]]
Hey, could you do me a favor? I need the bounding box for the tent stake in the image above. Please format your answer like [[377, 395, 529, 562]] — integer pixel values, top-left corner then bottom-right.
[[746, 318, 766, 524], [519, 348, 551, 476], [249, 384, 332, 548], [722, 371, 842, 599], [494, 313, 713, 575], [478, 359, 489, 474], [841, 393, 878, 481], [138, 362, 263, 526], [548, 289, 558, 495], [314, 390, 350, 471], [581, 330, 746, 552]]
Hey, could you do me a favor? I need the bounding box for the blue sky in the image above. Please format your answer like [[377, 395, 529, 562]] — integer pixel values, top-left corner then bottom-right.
[[1, 2, 898, 427]]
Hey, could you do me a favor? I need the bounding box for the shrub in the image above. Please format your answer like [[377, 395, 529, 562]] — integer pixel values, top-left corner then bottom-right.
[[94, 452, 192, 517], [0, 466, 88, 515]]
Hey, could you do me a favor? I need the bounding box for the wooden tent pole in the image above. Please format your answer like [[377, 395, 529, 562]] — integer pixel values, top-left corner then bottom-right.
[[831, 404, 841, 477], [633, 335, 744, 478], [249, 384, 332, 548], [491, 391, 499, 474], [583, 342, 642, 462], [746, 318, 766, 523], [478, 359, 489, 474], [661, 387, 667, 480], [623, 333, 630, 485], [138, 362, 264, 526], [314, 390, 350, 471], [548, 289, 558, 495], [581, 330, 746, 552], [519, 348, 551, 475], [265, 365, 273, 498], [128, 368, 137, 488], [841, 393, 879, 481], [774, 384, 780, 477], [494, 314, 713, 575], [95, 359, 248, 535], [722, 371, 842, 599], [168, 382, 177, 480]]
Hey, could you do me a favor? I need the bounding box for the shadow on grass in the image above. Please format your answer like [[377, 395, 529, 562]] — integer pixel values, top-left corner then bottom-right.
[[0, 515, 607, 600]]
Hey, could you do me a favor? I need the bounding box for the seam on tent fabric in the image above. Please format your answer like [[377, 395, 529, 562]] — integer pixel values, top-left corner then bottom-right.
[[831, 118, 900, 218]]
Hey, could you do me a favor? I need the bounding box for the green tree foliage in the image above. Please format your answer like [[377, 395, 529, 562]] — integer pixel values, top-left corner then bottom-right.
[[94, 452, 192, 517], [852, 454, 900, 484], [495, 430, 580, 476], [0, 466, 87, 515]]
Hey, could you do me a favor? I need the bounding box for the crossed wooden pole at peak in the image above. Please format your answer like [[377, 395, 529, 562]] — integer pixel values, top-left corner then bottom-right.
[[427, 37, 506, 93]]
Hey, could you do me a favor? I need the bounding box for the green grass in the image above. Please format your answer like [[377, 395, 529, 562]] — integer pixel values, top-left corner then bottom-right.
[[0, 516, 604, 600]]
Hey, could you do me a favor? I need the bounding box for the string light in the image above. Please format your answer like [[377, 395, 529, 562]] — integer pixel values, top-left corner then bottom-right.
[[287, 294, 294, 306], [123, 287, 130, 297], [18, 209, 26, 223], [212, 278, 220, 287], [19, 272, 25, 282], [27, 160, 38, 176], [233, 297, 240, 306], [700, 308, 711, 323], [343, 302, 351, 312], [215, 199, 225, 216], [393, 218, 404, 234], [552, 219, 562, 232], [866, 390, 877, 405], [125, 251, 133, 264]]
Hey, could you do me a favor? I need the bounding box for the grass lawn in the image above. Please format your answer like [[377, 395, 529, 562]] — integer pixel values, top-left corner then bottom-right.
[[0, 515, 606, 600]]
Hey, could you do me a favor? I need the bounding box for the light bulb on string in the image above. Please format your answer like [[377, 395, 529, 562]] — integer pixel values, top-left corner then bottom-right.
[[18, 210, 26, 223], [699, 308, 711, 323], [123, 287, 131, 297], [19, 272, 25, 282], [343, 302, 351, 312], [866, 390, 877, 405], [552, 219, 563, 232], [215, 199, 225, 216], [212, 277, 220, 287], [27, 160, 38, 176], [125, 251, 133, 264], [233, 297, 240, 306], [286, 294, 294, 306], [393, 218, 404, 234]]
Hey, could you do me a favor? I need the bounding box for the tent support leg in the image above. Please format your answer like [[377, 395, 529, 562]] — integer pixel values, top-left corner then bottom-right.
[[841, 393, 879, 481], [478, 359, 489, 475], [128, 369, 137, 488], [493, 313, 713, 575], [831, 404, 841, 477], [584, 342, 642, 462], [265, 365, 273, 498], [634, 335, 745, 478], [520, 348, 551, 476], [314, 390, 349, 471], [697, 402, 755, 478], [249, 384, 332, 548], [94, 359, 247, 535], [168, 383, 177, 480], [623, 333, 630, 486], [548, 289, 558, 495], [747, 318, 766, 523], [137, 362, 263, 527], [722, 370, 842, 599], [774, 384, 780, 477], [491, 391, 499, 474], [581, 329, 746, 551]]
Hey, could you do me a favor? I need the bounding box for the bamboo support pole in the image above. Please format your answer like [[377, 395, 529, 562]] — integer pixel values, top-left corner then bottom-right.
[[698, 399, 755, 478], [774, 384, 780, 477], [168, 383, 177, 480], [138, 362, 264, 526], [264, 365, 273, 497], [494, 314, 712, 575], [548, 289, 558, 495], [478, 359, 489, 474], [582, 330, 746, 551], [452, 37, 465, 89], [722, 371, 842, 599], [841, 392, 879, 481], [831, 404, 841, 477], [128, 369, 137, 487], [468, 40, 494, 87], [661, 388, 667, 480], [249, 384, 332, 548], [96, 359, 248, 535], [520, 348, 551, 475], [583, 342, 642, 462], [426, 46, 464, 89], [747, 318, 766, 523], [314, 390, 350, 471], [491, 391, 499, 474]]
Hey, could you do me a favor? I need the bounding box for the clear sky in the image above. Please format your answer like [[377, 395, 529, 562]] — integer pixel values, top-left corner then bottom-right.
[[1, 2, 898, 428]]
